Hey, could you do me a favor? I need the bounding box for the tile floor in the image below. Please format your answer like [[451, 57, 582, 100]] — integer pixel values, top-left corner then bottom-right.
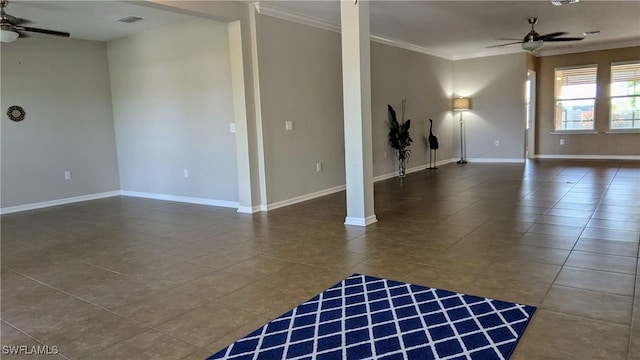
[[1, 160, 639, 359]]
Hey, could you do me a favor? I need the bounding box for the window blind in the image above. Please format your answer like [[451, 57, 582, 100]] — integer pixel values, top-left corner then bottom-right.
[[611, 63, 640, 83], [557, 67, 597, 86]]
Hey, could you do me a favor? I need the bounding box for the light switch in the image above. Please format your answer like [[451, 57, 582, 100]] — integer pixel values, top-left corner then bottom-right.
[[229, 123, 236, 133], [285, 121, 294, 131]]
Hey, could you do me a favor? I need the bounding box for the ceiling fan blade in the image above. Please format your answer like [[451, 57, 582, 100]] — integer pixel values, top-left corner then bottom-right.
[[21, 26, 69, 37], [486, 41, 524, 48], [11, 17, 32, 25], [496, 38, 523, 41], [16, 29, 28, 38], [544, 37, 585, 42], [538, 31, 568, 40]]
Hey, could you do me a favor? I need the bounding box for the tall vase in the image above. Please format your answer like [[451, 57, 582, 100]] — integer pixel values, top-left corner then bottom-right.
[[398, 157, 406, 178]]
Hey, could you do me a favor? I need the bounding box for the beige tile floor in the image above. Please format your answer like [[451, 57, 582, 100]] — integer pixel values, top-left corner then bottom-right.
[[1, 160, 639, 359]]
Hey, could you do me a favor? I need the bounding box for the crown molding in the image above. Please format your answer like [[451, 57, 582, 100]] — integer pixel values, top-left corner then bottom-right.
[[254, 2, 639, 62], [254, 2, 340, 33], [537, 39, 640, 57], [369, 34, 452, 60], [452, 47, 525, 61], [254, 2, 452, 60]]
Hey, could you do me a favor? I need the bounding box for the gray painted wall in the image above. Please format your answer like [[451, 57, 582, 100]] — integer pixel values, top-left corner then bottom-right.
[[453, 53, 527, 161], [255, 15, 456, 205], [107, 19, 238, 202], [256, 15, 346, 204], [1, 35, 120, 208], [371, 42, 454, 175]]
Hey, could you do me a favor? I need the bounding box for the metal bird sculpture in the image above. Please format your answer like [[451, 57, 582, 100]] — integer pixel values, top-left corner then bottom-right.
[[427, 119, 439, 169], [428, 119, 439, 150]]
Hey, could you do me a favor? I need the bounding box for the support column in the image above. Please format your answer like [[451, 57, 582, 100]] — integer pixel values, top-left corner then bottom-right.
[[340, 0, 377, 226]]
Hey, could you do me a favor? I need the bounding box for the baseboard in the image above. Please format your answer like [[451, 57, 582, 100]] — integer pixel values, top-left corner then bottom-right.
[[121, 191, 239, 209], [373, 158, 457, 182], [344, 214, 378, 227], [265, 184, 346, 211], [468, 158, 526, 163], [535, 154, 640, 160], [0, 191, 121, 215], [237, 205, 262, 214]]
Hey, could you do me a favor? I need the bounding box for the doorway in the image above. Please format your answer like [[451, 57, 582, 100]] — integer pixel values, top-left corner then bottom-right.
[[525, 70, 536, 159]]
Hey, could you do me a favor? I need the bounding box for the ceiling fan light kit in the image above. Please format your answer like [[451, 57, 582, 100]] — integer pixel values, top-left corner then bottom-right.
[[551, 0, 579, 6], [0, 0, 69, 42], [0, 28, 17, 42], [488, 17, 584, 51], [522, 40, 543, 51]]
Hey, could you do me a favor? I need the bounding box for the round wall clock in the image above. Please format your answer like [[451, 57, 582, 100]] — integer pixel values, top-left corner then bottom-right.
[[7, 105, 26, 122]]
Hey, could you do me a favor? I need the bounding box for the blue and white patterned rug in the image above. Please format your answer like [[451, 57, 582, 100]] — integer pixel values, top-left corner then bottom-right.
[[208, 274, 535, 360]]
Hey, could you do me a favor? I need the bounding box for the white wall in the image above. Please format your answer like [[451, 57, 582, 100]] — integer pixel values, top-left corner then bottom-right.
[[1, 35, 120, 209], [453, 53, 527, 161], [107, 19, 238, 203], [371, 42, 454, 176]]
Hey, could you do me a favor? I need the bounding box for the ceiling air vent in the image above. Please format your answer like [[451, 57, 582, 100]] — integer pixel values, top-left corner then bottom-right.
[[116, 16, 144, 24]]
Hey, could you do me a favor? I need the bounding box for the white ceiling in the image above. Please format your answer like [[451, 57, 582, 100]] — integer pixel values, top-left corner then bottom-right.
[[4, 1, 195, 42], [4, 1, 640, 59]]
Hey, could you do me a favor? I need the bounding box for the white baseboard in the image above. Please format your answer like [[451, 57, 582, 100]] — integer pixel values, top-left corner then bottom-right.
[[121, 191, 239, 209], [0, 191, 121, 215], [468, 158, 526, 163], [373, 158, 457, 182], [237, 205, 262, 214], [265, 184, 346, 211], [535, 154, 640, 160], [344, 215, 378, 227]]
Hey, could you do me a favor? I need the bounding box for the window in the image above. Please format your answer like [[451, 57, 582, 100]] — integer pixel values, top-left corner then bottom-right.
[[610, 62, 640, 130], [554, 66, 597, 131]]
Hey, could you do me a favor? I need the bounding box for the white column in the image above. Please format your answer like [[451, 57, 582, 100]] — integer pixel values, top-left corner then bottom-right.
[[341, 0, 377, 226]]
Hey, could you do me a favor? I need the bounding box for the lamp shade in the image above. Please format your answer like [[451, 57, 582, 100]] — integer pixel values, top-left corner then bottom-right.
[[453, 97, 471, 111], [0, 29, 19, 43]]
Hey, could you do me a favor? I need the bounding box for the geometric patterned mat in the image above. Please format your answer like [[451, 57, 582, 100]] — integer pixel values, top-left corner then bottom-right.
[[207, 273, 536, 360]]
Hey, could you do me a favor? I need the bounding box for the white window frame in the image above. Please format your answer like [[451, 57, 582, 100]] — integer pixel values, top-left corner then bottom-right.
[[554, 65, 598, 132], [609, 61, 640, 132]]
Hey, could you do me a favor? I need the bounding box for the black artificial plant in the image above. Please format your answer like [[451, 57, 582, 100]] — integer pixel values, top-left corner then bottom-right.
[[388, 99, 413, 165]]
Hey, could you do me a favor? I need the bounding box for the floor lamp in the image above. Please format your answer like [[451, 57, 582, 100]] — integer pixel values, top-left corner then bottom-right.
[[453, 97, 471, 164]]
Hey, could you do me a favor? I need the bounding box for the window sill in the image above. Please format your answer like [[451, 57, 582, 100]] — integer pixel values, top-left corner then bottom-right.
[[550, 131, 598, 135], [605, 129, 640, 134]]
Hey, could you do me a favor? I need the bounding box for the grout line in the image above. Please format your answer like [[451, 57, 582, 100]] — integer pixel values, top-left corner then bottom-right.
[[1, 267, 244, 357], [0, 320, 72, 360]]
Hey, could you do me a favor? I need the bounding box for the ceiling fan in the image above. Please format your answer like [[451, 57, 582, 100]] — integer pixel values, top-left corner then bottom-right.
[[0, 0, 69, 43], [488, 17, 584, 51]]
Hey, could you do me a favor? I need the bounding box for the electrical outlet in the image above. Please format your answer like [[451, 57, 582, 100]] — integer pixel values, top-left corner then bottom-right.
[[494, 140, 500, 147], [316, 162, 322, 172], [285, 121, 294, 131], [560, 138, 565, 145], [64, 171, 71, 180], [183, 168, 189, 178], [229, 123, 236, 133]]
